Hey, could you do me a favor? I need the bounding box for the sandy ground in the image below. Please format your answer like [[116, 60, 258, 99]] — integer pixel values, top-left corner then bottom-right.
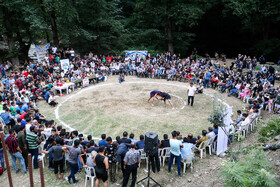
[[38, 76, 248, 140]]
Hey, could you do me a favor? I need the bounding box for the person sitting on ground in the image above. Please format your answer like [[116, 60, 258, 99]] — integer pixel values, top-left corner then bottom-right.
[[196, 83, 204, 93], [48, 92, 58, 107], [136, 135, 145, 149], [181, 137, 195, 161], [119, 73, 125, 84]]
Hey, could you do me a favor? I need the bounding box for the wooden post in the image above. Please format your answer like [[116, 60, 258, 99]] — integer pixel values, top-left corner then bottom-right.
[[39, 160, 45, 187], [0, 132, 13, 187], [28, 153, 34, 187]]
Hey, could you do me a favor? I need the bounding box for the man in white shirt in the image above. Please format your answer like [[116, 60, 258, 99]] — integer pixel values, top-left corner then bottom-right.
[[52, 45, 57, 54], [207, 127, 216, 139], [187, 82, 196, 106]]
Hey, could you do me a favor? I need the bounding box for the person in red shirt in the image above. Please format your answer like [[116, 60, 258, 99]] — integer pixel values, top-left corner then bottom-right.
[[15, 79, 23, 90], [5, 129, 27, 173], [23, 71, 29, 78]]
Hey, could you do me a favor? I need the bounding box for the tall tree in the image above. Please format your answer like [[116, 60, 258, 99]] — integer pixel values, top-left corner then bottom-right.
[[126, 0, 209, 54], [225, 0, 280, 58]]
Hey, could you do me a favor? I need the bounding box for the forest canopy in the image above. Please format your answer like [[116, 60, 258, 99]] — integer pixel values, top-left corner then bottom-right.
[[0, 0, 279, 65]]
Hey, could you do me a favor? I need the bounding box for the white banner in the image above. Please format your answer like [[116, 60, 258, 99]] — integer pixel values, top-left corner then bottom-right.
[[35, 43, 50, 63], [125, 50, 148, 61], [60, 59, 70, 71], [216, 107, 233, 155], [216, 126, 229, 155], [83, 78, 89, 87]]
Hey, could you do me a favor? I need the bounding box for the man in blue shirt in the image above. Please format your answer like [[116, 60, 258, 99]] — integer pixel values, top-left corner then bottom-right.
[[235, 110, 243, 124], [98, 134, 107, 147], [0, 107, 15, 128], [221, 79, 232, 93], [129, 133, 137, 143], [44, 89, 51, 102], [16, 103, 24, 114], [22, 102, 30, 112], [204, 70, 212, 88], [136, 135, 144, 149], [213, 124, 219, 135], [0, 64, 6, 80]]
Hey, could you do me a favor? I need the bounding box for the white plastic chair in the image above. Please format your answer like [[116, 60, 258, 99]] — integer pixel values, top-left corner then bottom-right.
[[0, 117, 6, 130], [32, 154, 45, 168], [65, 152, 69, 168], [181, 153, 194, 173], [116, 162, 119, 174], [139, 149, 148, 169], [39, 142, 46, 163], [158, 148, 163, 166], [161, 147, 171, 166], [206, 136, 216, 155], [194, 139, 210, 159], [84, 167, 96, 187]]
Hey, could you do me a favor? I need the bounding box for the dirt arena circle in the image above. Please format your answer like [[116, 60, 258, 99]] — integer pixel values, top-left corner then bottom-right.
[[51, 77, 235, 139]]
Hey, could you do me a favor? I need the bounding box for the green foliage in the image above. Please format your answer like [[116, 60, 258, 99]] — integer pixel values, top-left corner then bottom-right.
[[0, 0, 280, 61], [225, 0, 280, 58], [220, 149, 278, 187], [259, 118, 280, 142], [208, 98, 227, 127]]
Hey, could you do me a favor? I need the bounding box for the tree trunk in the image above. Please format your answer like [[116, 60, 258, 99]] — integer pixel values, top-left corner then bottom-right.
[[50, 9, 59, 47], [167, 18, 174, 54], [2, 6, 20, 68]]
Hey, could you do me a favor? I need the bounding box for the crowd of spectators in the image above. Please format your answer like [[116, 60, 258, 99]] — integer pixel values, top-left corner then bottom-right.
[[0, 47, 279, 186]]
